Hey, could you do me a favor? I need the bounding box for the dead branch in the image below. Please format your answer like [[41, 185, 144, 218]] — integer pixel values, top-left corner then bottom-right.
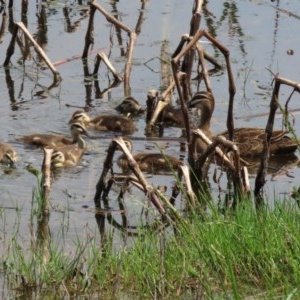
[[191, 129, 250, 199], [4, 22, 61, 82], [93, 51, 123, 82], [41, 148, 53, 214], [37, 147, 53, 266], [83, 2, 138, 95], [172, 29, 236, 141]]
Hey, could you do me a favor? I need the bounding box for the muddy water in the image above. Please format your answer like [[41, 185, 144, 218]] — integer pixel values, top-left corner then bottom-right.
[[0, 0, 300, 259]]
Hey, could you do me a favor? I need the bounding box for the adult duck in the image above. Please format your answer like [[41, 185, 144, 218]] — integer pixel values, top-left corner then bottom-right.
[[187, 92, 298, 157]]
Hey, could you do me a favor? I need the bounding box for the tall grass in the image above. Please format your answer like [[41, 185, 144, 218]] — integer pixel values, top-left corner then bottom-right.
[[117, 199, 300, 299], [1, 169, 300, 299]]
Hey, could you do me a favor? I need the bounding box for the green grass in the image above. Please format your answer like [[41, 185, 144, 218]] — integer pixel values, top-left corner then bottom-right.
[[1, 168, 300, 298], [1, 190, 300, 298]]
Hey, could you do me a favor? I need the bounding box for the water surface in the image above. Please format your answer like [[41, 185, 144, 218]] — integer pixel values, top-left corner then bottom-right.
[[0, 0, 300, 258]]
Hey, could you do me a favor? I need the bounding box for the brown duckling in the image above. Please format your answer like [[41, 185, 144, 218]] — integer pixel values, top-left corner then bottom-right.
[[50, 126, 88, 169], [117, 137, 184, 173], [68, 110, 137, 134], [115, 91, 184, 127], [187, 92, 299, 157], [16, 122, 90, 149], [146, 89, 185, 127], [0, 143, 18, 168], [115, 96, 144, 115], [51, 147, 84, 169]]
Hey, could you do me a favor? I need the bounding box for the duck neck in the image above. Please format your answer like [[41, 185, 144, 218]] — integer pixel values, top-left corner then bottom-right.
[[76, 136, 86, 149], [199, 106, 213, 139]]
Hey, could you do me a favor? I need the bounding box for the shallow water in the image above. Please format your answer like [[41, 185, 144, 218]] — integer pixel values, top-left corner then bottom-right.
[[0, 0, 300, 291]]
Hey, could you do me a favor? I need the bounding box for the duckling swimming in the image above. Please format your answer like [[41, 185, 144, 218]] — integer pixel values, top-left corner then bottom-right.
[[16, 122, 90, 149], [115, 91, 185, 127], [68, 110, 137, 134], [50, 125, 88, 169], [0, 143, 18, 168], [51, 147, 84, 169], [117, 137, 184, 173], [115, 96, 144, 115]]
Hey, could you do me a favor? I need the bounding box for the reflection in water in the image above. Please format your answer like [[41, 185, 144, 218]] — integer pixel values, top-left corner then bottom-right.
[[21, 0, 28, 27], [247, 153, 299, 176], [81, 58, 122, 105], [63, 4, 89, 33], [94, 183, 171, 256], [268, 1, 280, 83], [109, 0, 147, 58], [109, 1, 126, 57], [82, 60, 94, 107], [94, 195, 132, 256], [215, 1, 246, 57], [4, 67, 16, 107], [204, 1, 244, 54], [35, 2, 48, 50]]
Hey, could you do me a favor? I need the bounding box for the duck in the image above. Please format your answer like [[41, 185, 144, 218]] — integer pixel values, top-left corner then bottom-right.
[[68, 110, 137, 134], [16, 122, 90, 149], [115, 96, 144, 115], [50, 124, 89, 169], [115, 91, 185, 127], [187, 91, 299, 157], [117, 137, 184, 173], [0, 143, 18, 168], [146, 89, 185, 127], [50, 146, 84, 169]]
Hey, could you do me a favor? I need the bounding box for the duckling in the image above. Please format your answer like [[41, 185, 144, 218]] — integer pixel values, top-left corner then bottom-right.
[[115, 96, 144, 115], [51, 148, 83, 169], [16, 122, 90, 149], [115, 91, 185, 127], [68, 110, 137, 134], [187, 92, 299, 157], [50, 126, 88, 169], [147, 89, 185, 127], [0, 143, 18, 168], [117, 138, 184, 173]]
